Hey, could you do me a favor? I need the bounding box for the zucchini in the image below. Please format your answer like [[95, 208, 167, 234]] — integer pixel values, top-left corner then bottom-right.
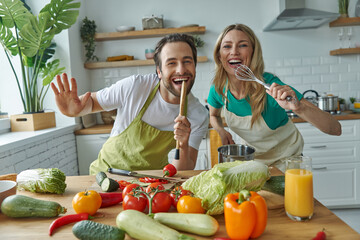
[[95, 171, 107, 186], [73, 220, 125, 240], [116, 210, 195, 240], [101, 178, 119, 192], [261, 175, 285, 195], [1, 195, 66, 218], [154, 212, 219, 236]]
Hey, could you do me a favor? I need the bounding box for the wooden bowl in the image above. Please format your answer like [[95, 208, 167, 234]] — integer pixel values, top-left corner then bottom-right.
[[0, 180, 17, 208]]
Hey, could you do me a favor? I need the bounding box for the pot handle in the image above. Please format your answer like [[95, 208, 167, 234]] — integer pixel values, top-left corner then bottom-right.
[[303, 89, 319, 97]]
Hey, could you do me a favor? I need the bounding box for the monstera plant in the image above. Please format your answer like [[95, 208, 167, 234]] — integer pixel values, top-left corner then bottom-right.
[[0, 0, 80, 113]]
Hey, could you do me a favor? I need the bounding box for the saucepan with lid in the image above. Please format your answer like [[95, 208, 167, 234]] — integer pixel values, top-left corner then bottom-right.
[[218, 144, 255, 163], [303, 90, 338, 112]]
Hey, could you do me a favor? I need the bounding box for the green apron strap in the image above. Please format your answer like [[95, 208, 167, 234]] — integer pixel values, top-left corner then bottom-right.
[[135, 81, 160, 120]]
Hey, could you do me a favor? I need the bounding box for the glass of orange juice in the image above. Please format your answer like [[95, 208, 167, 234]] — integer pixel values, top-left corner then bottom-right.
[[284, 156, 313, 221]]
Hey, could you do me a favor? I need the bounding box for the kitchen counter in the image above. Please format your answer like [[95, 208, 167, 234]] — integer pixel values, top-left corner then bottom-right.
[[1, 169, 359, 239], [74, 111, 360, 135]]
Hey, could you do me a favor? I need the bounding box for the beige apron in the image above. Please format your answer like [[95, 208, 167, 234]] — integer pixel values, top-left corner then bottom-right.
[[90, 82, 176, 174], [223, 87, 304, 170]]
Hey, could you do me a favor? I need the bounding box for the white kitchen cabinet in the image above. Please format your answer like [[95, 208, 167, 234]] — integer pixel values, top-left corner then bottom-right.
[[295, 119, 360, 208], [76, 134, 109, 175], [168, 131, 210, 170]]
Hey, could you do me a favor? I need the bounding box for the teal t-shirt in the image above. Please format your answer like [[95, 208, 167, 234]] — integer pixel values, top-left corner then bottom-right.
[[207, 72, 303, 130]]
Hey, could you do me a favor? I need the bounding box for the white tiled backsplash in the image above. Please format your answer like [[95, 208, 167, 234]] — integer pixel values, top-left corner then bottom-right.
[[90, 54, 360, 107]]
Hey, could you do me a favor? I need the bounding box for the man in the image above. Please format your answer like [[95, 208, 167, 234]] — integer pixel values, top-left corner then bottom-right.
[[51, 34, 209, 174]]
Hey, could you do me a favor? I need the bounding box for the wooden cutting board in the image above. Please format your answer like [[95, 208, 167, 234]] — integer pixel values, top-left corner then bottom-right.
[[257, 190, 284, 209], [109, 169, 284, 210]]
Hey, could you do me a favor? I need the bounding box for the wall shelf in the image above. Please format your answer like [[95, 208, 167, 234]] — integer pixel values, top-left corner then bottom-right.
[[329, 17, 360, 27], [330, 47, 360, 56], [95, 26, 206, 41], [84, 56, 208, 69]]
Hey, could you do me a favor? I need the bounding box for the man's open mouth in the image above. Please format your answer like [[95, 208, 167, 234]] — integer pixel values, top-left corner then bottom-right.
[[173, 77, 188, 85]]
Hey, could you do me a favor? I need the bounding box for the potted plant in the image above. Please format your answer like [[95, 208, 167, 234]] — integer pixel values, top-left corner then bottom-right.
[[0, 0, 80, 131], [80, 17, 98, 62], [338, 0, 349, 18]]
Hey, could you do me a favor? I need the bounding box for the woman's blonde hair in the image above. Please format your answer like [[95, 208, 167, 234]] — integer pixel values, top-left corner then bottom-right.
[[213, 24, 266, 127]]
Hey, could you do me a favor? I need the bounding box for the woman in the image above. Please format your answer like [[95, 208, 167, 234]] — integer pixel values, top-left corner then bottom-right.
[[207, 24, 341, 169]]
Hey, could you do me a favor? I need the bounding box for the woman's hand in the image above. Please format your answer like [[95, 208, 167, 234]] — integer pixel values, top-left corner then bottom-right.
[[267, 83, 299, 111], [219, 129, 235, 145], [51, 73, 92, 117]]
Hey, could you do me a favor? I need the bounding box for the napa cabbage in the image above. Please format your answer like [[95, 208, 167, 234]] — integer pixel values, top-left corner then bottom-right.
[[17, 168, 66, 194], [182, 161, 269, 215]]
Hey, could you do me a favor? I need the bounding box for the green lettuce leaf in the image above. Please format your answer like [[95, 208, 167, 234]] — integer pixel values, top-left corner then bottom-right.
[[17, 168, 66, 194], [182, 161, 269, 215]]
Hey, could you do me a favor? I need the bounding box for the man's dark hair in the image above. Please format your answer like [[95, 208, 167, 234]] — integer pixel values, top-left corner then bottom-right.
[[154, 33, 197, 73]]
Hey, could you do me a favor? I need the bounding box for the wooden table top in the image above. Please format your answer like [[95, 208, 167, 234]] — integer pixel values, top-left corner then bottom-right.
[[0, 169, 359, 239]]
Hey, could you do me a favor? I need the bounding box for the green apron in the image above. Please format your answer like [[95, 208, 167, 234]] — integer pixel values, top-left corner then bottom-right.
[[89, 82, 176, 174]]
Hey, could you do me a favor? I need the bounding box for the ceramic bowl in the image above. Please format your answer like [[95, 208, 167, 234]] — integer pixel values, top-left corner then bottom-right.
[[116, 26, 135, 32], [145, 49, 155, 59], [0, 180, 17, 207]]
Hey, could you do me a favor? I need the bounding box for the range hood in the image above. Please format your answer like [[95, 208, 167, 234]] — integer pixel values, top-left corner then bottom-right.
[[264, 0, 339, 31]]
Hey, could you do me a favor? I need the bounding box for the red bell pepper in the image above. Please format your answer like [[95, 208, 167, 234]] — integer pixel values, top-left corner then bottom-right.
[[99, 192, 123, 208]]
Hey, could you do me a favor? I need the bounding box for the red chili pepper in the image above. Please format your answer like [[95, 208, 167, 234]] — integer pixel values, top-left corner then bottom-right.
[[117, 180, 131, 191], [163, 164, 177, 177], [312, 229, 326, 240], [99, 192, 123, 208], [139, 177, 168, 184], [49, 213, 91, 236]]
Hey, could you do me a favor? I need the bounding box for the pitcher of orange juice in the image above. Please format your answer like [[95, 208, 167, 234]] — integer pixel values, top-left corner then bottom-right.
[[284, 156, 314, 221]]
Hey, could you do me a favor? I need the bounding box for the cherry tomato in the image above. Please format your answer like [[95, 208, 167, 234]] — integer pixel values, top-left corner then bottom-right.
[[170, 186, 192, 207], [149, 191, 172, 213], [123, 193, 147, 212], [163, 164, 177, 177], [177, 195, 205, 214], [72, 190, 102, 215], [146, 182, 165, 193], [122, 183, 142, 199]]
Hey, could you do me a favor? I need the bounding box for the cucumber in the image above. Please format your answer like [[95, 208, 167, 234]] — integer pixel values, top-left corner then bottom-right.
[[72, 220, 125, 240], [101, 178, 119, 192], [116, 210, 195, 240], [95, 171, 107, 186], [153, 212, 219, 236], [1, 195, 66, 218], [261, 175, 285, 195]]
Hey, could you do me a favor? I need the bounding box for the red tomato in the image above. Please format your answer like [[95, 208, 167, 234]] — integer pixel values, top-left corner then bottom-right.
[[123, 193, 147, 212], [170, 186, 192, 207], [163, 164, 177, 177], [149, 191, 172, 213], [122, 183, 141, 199], [145, 182, 165, 193]]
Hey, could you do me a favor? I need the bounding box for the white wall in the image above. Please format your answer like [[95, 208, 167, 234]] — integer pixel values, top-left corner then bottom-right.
[[83, 0, 360, 104], [1, 0, 360, 122]]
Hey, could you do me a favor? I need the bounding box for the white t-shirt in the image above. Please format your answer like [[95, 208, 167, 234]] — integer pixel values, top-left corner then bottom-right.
[[96, 74, 209, 150]]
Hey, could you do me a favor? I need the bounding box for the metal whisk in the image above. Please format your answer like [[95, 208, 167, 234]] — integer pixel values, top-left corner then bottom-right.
[[234, 64, 293, 102]]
